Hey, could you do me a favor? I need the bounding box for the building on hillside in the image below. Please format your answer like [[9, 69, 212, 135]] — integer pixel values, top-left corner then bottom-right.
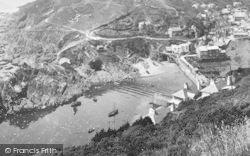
[[233, 30, 249, 38], [208, 3, 215, 9], [166, 42, 191, 54], [192, 3, 200, 9], [196, 45, 228, 61], [233, 9, 248, 21], [233, 2, 242, 8], [168, 88, 195, 112], [200, 3, 207, 8], [199, 79, 219, 99], [221, 76, 236, 90], [168, 27, 182, 38], [221, 8, 231, 15], [138, 21, 151, 32], [143, 105, 170, 125], [198, 76, 236, 99], [197, 13, 207, 19]]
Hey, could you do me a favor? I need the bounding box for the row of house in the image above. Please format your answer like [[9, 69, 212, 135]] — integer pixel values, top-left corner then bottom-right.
[[145, 75, 236, 124]]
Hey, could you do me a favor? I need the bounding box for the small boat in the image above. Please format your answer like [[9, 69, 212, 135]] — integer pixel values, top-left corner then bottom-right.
[[108, 109, 118, 117], [88, 128, 95, 134], [71, 101, 81, 107], [93, 98, 97, 102], [108, 103, 118, 117], [114, 81, 122, 85]]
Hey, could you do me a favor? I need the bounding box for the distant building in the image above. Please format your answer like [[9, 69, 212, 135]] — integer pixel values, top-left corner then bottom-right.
[[196, 45, 228, 61], [197, 13, 207, 19], [233, 2, 242, 8], [233, 30, 249, 38], [200, 3, 207, 8], [207, 3, 215, 8], [233, 9, 248, 21], [138, 21, 151, 32], [192, 3, 200, 9], [166, 42, 190, 54], [199, 80, 219, 99], [168, 27, 182, 38], [221, 8, 231, 15]]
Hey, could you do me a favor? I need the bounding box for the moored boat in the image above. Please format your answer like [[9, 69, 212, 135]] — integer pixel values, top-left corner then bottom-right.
[[71, 101, 81, 107], [88, 128, 95, 134], [108, 109, 118, 117]]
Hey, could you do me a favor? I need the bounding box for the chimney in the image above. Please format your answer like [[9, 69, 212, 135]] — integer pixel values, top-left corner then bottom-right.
[[183, 89, 189, 101], [227, 75, 232, 86], [184, 83, 189, 90], [210, 79, 215, 85], [197, 80, 202, 90]]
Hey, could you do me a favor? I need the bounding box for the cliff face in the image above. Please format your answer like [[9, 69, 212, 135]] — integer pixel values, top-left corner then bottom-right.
[[0, 63, 90, 115]]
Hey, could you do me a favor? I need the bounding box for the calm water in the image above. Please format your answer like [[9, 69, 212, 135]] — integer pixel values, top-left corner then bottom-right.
[[0, 63, 193, 147]]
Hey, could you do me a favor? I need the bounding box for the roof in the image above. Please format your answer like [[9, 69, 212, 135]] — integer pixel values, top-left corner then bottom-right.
[[172, 89, 194, 100], [207, 46, 220, 50], [234, 11, 247, 18], [201, 81, 219, 94], [168, 98, 182, 105], [198, 46, 208, 51], [154, 106, 170, 124], [169, 27, 182, 32]]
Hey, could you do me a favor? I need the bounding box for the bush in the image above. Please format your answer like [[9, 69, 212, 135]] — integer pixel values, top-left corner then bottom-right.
[[88, 59, 103, 71], [189, 119, 250, 156], [132, 117, 153, 127]]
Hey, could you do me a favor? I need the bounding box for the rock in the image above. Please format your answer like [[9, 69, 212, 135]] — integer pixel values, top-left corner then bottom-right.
[[59, 82, 67, 95], [20, 98, 34, 109]]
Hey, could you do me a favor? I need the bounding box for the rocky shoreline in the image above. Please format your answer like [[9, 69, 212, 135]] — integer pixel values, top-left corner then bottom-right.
[[0, 61, 138, 117]]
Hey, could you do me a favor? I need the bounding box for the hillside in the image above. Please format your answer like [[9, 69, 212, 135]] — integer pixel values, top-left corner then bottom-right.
[[59, 69, 250, 156]]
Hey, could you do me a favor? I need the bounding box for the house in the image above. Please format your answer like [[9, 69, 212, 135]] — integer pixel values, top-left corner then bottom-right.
[[199, 76, 236, 99], [222, 76, 236, 90], [199, 80, 219, 99], [200, 3, 207, 8], [144, 105, 170, 125], [234, 10, 248, 21], [138, 21, 151, 32], [168, 27, 182, 38], [166, 42, 190, 54], [233, 2, 242, 8], [168, 88, 195, 112], [208, 3, 215, 9], [221, 8, 231, 15], [192, 3, 200, 9], [196, 45, 228, 61], [233, 30, 249, 38], [197, 13, 207, 19]]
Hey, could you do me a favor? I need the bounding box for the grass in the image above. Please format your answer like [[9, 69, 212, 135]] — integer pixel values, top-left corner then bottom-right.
[[189, 119, 250, 156]]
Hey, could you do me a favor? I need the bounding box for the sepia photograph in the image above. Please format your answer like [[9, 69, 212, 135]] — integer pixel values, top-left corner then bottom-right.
[[0, 0, 250, 155]]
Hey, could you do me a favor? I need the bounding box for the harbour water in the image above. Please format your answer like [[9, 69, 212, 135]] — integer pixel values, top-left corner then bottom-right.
[[0, 62, 193, 147]]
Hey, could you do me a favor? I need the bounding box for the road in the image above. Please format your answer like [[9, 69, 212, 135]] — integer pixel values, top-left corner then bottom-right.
[[44, 18, 194, 62]]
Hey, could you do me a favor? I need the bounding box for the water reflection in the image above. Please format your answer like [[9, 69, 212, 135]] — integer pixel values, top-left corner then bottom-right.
[[2, 106, 57, 129]]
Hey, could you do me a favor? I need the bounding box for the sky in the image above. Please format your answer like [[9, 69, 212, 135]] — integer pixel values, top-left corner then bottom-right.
[[0, 0, 35, 13]]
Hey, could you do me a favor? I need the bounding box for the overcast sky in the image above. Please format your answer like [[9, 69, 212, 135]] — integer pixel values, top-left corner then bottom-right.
[[0, 0, 35, 13]]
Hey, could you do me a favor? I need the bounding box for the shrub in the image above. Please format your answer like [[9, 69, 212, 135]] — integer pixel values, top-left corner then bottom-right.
[[88, 59, 103, 71], [189, 119, 250, 156]]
